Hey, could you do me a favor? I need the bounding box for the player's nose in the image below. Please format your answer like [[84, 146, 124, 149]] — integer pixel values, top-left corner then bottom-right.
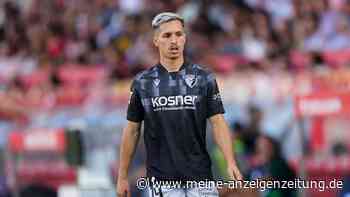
[[170, 35, 177, 44]]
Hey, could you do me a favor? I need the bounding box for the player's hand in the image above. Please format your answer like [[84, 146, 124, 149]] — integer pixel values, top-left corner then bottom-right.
[[117, 178, 130, 197], [227, 163, 243, 181]]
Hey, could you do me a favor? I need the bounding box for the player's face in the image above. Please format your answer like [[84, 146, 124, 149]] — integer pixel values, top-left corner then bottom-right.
[[153, 20, 186, 60]]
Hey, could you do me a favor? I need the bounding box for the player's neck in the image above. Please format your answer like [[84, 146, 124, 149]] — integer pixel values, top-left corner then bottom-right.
[[160, 56, 184, 72]]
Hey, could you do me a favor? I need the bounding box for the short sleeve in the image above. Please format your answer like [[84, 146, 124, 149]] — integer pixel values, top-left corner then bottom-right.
[[127, 80, 144, 122], [206, 74, 225, 118]]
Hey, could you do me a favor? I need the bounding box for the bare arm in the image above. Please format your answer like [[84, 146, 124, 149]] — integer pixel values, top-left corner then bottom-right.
[[209, 114, 242, 180], [118, 120, 141, 179], [117, 121, 141, 197]]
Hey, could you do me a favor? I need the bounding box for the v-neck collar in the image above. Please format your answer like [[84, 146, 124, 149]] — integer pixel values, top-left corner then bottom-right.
[[157, 60, 188, 74]]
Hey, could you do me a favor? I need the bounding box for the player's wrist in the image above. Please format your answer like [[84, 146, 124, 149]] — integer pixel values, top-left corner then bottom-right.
[[117, 171, 129, 180], [227, 161, 238, 168]]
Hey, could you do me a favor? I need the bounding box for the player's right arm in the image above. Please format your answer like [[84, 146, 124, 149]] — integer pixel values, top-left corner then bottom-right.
[[117, 121, 141, 197], [117, 80, 145, 197]]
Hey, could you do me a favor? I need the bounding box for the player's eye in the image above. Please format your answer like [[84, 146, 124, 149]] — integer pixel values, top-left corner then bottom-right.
[[163, 33, 171, 38], [176, 32, 183, 37]]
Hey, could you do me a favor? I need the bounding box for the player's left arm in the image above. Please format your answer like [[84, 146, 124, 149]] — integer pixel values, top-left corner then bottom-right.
[[209, 114, 243, 180], [206, 72, 242, 180]]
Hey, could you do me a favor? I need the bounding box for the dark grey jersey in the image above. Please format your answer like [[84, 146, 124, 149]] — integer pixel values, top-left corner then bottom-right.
[[127, 61, 225, 181]]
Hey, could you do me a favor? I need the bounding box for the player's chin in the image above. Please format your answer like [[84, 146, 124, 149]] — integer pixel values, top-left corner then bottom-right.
[[167, 53, 181, 59]]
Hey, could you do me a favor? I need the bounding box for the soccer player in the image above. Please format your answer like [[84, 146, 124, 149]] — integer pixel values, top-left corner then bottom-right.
[[117, 12, 242, 197]]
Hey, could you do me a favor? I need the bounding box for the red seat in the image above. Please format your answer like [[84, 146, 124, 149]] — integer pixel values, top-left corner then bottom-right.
[[323, 49, 350, 68], [54, 85, 87, 106], [289, 51, 312, 71], [58, 64, 106, 86], [209, 54, 239, 73], [20, 70, 50, 89]]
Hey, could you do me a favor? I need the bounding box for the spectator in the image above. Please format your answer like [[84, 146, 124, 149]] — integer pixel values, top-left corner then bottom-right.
[[247, 134, 297, 197]]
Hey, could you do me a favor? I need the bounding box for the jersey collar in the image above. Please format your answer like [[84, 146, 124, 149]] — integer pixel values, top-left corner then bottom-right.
[[157, 59, 189, 73]]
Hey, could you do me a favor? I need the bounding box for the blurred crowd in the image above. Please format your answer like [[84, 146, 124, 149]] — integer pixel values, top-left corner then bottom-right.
[[1, 0, 350, 196], [1, 0, 350, 121]]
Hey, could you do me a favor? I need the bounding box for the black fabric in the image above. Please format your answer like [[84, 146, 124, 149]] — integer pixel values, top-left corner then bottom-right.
[[127, 61, 225, 181]]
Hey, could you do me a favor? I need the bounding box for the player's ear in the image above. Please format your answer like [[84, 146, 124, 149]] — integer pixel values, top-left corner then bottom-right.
[[153, 27, 162, 47], [153, 32, 159, 47], [153, 36, 159, 47], [183, 32, 186, 43]]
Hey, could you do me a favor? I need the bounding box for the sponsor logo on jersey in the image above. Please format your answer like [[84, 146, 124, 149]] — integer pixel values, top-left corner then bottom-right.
[[151, 95, 198, 111], [184, 74, 197, 88], [212, 93, 221, 101]]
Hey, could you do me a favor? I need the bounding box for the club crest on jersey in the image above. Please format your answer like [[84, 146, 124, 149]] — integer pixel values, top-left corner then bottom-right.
[[184, 74, 197, 88], [153, 79, 160, 87]]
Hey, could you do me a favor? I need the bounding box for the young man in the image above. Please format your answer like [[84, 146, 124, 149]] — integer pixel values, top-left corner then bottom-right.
[[117, 12, 242, 197]]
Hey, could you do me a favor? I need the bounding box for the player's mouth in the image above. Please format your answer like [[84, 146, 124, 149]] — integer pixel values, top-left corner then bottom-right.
[[169, 46, 179, 53]]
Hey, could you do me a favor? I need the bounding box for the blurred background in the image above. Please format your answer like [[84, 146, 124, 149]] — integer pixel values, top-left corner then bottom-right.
[[1, 0, 350, 196]]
